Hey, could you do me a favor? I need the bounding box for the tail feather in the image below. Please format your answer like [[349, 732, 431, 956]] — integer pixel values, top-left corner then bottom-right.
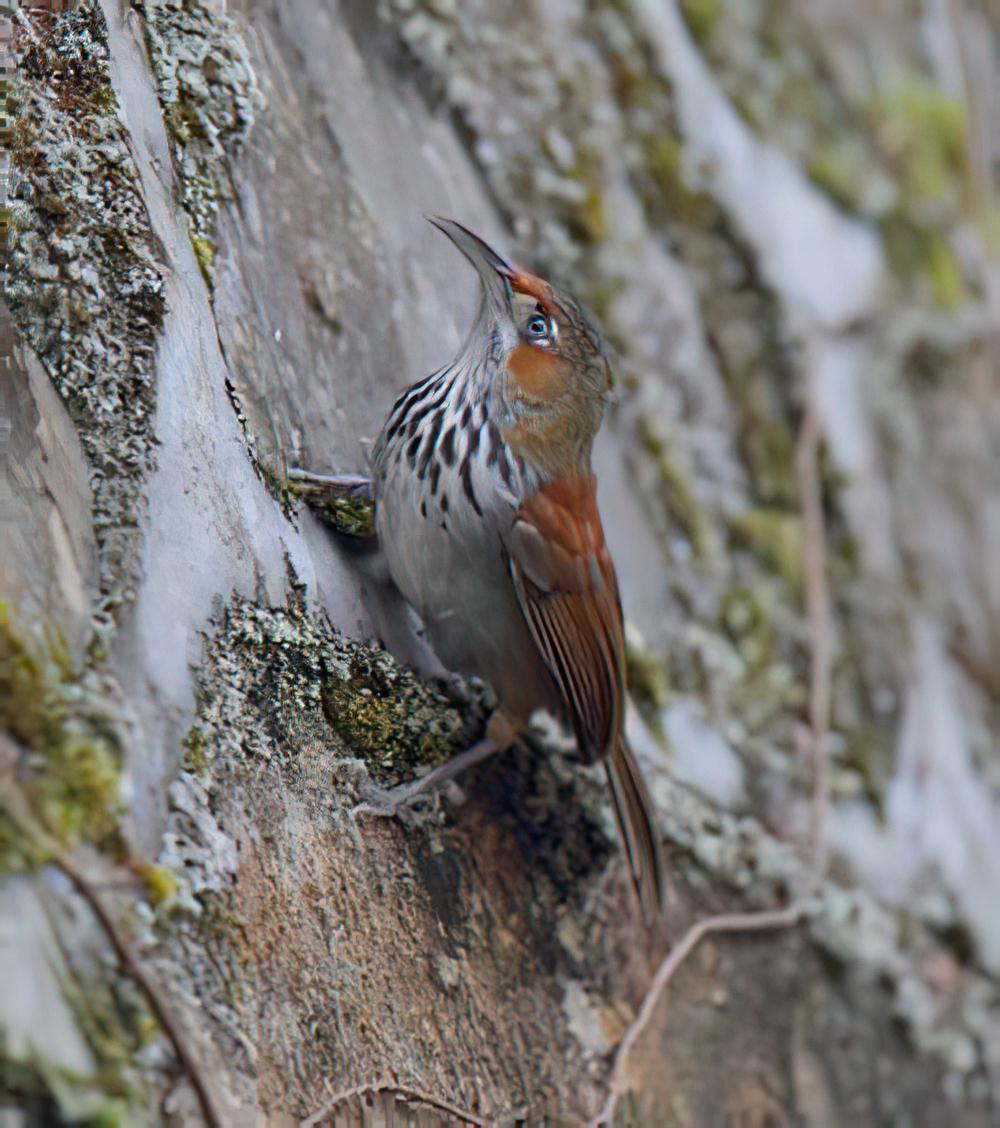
[[605, 739, 665, 922]]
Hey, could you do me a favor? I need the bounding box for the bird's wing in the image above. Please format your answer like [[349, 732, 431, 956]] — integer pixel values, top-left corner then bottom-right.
[[504, 474, 624, 759], [505, 474, 664, 918]]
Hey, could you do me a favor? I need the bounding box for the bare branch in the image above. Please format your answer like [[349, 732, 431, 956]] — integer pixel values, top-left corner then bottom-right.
[[302, 1079, 488, 1127], [795, 401, 834, 877], [589, 904, 804, 1126]]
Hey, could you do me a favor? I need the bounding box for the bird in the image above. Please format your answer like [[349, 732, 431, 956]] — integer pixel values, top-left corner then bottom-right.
[[314, 218, 665, 920]]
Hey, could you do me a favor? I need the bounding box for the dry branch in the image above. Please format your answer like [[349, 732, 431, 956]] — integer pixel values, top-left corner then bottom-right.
[[302, 1079, 488, 1127]]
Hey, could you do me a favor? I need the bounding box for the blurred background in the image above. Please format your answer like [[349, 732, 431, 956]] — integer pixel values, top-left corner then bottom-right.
[[2, 0, 999, 1123]]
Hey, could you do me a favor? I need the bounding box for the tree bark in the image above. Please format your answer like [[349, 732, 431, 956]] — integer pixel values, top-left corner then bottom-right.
[[2, 0, 998, 1124]]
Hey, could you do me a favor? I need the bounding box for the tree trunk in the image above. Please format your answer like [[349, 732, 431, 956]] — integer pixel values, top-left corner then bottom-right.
[[2, 0, 999, 1124]]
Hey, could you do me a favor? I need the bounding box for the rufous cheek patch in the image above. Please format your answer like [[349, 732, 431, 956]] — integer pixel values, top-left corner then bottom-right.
[[506, 343, 572, 402]]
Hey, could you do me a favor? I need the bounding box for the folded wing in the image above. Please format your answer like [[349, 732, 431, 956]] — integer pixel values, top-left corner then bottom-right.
[[505, 474, 664, 919]]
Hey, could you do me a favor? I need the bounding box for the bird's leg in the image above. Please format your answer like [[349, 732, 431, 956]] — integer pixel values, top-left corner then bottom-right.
[[353, 710, 519, 821], [287, 468, 376, 539]]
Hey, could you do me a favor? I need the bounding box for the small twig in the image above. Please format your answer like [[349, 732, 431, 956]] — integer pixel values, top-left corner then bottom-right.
[[943, 0, 990, 219], [942, 0, 1000, 379], [302, 1079, 487, 1127], [592, 396, 836, 1126], [0, 772, 225, 1128], [590, 904, 805, 1126], [795, 401, 833, 876]]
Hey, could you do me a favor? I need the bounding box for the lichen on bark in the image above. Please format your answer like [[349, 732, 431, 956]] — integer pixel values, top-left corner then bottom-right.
[[181, 587, 478, 789], [134, 0, 259, 288], [5, 1, 164, 631], [153, 587, 624, 1120]]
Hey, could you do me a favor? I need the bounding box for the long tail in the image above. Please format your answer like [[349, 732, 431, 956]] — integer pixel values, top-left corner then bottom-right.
[[605, 738, 665, 922]]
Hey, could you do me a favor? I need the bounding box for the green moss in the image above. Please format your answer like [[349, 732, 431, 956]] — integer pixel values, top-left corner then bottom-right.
[[642, 136, 718, 228], [600, 19, 720, 236], [983, 205, 1000, 255], [321, 653, 466, 774], [87, 1103, 129, 1128], [719, 587, 776, 672], [807, 147, 867, 214], [0, 605, 153, 1128], [189, 233, 216, 286], [840, 726, 892, 813], [136, 862, 181, 908], [192, 593, 477, 787], [182, 725, 209, 775], [564, 148, 607, 246], [702, 285, 799, 508], [57, 963, 157, 1110], [873, 78, 966, 209], [301, 488, 376, 539], [0, 1058, 129, 1128], [679, 0, 722, 45], [727, 508, 803, 589], [739, 411, 797, 507], [89, 84, 118, 114], [924, 230, 966, 310], [638, 416, 710, 556], [258, 461, 301, 521], [571, 185, 606, 246], [0, 604, 122, 869], [163, 99, 203, 146], [882, 220, 925, 290], [867, 76, 973, 307], [884, 221, 970, 309], [602, 12, 661, 109]]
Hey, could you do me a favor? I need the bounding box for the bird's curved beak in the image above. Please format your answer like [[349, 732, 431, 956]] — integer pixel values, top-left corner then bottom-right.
[[428, 217, 515, 320]]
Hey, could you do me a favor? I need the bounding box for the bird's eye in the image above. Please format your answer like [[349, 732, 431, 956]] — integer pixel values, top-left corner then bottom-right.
[[526, 314, 550, 340]]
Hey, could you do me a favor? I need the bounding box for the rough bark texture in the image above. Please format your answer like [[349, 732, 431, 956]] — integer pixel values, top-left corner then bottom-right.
[[2, 0, 999, 1124]]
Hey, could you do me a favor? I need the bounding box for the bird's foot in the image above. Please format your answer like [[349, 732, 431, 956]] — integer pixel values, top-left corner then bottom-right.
[[435, 673, 495, 713], [351, 717, 515, 825], [351, 774, 463, 826]]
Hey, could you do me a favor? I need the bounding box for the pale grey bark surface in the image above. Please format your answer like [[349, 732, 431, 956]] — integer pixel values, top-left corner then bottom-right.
[[2, 0, 999, 1124]]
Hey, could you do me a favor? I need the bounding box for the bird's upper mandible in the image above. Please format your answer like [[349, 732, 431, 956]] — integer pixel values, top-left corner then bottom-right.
[[428, 217, 612, 477]]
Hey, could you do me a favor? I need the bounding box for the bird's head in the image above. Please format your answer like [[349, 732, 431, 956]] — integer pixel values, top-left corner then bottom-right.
[[430, 217, 611, 472]]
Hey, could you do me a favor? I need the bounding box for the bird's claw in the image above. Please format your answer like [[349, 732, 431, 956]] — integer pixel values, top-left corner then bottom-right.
[[350, 726, 503, 825], [435, 672, 489, 711], [351, 777, 462, 826]]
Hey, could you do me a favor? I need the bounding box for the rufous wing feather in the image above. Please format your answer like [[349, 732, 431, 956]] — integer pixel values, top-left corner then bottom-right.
[[505, 474, 665, 919], [605, 737, 665, 922]]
